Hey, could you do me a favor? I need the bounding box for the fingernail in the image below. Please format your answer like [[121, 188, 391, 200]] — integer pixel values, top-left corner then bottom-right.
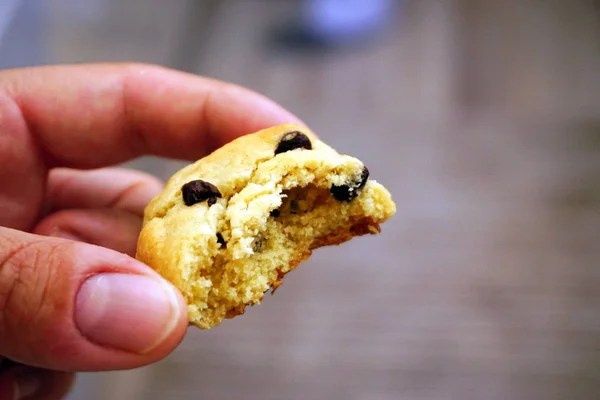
[[14, 370, 40, 400], [75, 273, 182, 354]]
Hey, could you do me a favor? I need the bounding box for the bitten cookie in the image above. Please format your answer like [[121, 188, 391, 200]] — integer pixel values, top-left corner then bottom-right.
[[136, 123, 396, 329]]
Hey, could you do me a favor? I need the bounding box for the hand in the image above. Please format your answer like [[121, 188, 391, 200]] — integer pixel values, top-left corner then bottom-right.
[[0, 64, 300, 399]]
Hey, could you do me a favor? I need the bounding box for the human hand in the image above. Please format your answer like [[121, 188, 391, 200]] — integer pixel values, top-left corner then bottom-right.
[[0, 64, 300, 399]]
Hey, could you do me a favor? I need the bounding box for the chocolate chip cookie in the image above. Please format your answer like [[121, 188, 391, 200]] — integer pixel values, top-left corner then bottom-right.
[[136, 123, 396, 329]]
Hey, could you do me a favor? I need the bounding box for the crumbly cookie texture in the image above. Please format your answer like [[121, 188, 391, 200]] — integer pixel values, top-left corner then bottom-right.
[[136, 123, 396, 329]]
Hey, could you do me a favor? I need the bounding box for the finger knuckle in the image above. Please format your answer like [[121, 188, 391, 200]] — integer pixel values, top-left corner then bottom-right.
[[0, 239, 65, 340], [118, 169, 163, 191], [108, 172, 163, 215]]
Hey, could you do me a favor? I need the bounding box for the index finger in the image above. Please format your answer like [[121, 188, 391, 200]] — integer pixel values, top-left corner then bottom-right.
[[0, 63, 301, 167]]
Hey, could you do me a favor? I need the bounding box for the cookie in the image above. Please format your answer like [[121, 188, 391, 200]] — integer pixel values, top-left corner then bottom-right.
[[136, 123, 396, 329]]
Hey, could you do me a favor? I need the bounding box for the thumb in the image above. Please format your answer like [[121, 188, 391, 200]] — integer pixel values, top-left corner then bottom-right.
[[0, 227, 188, 372]]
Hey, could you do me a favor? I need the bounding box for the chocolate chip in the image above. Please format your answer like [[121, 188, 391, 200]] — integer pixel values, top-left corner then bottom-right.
[[181, 180, 222, 206], [275, 131, 312, 154], [216, 233, 226, 247], [270, 209, 280, 217], [290, 200, 299, 214], [330, 166, 369, 202], [252, 236, 265, 253]]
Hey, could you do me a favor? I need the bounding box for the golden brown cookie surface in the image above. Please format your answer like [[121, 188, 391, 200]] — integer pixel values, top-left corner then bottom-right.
[[136, 123, 396, 329]]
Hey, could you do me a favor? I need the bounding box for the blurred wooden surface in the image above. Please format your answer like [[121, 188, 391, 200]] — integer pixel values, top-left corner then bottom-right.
[[3, 0, 600, 399]]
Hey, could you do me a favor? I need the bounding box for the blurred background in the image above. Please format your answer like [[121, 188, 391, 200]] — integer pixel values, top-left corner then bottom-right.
[[2, 0, 600, 399]]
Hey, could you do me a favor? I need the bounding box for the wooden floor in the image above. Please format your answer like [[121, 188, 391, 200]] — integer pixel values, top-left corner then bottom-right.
[[3, 1, 600, 399]]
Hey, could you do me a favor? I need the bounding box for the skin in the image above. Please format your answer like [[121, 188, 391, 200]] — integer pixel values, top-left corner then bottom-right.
[[0, 63, 302, 399]]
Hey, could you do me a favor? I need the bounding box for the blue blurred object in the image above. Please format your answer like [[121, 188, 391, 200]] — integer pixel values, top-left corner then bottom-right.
[[303, 0, 396, 42], [0, 0, 21, 46], [269, 0, 398, 52], [0, 0, 45, 68]]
